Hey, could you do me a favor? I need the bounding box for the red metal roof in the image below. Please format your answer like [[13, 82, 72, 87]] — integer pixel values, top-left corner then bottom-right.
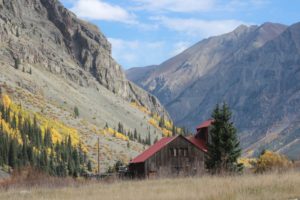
[[130, 136, 177, 164], [196, 119, 214, 130], [130, 135, 208, 164], [187, 136, 207, 153]]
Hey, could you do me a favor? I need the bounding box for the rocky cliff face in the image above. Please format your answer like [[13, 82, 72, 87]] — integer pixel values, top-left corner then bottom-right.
[[127, 22, 300, 159], [0, 0, 170, 170], [0, 0, 167, 117]]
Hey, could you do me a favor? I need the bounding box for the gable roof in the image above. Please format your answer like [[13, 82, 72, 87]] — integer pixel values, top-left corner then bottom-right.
[[187, 136, 207, 153], [130, 136, 177, 164], [196, 119, 214, 130], [130, 135, 208, 164]]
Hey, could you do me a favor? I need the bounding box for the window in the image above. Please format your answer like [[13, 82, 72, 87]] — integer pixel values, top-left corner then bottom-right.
[[178, 148, 182, 156], [183, 149, 188, 157], [171, 148, 188, 157]]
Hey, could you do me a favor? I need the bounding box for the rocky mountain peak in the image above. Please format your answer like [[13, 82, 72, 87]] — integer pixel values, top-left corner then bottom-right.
[[232, 24, 252, 35], [251, 22, 287, 48]]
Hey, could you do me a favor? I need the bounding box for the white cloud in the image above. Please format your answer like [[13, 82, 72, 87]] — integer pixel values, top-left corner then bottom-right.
[[224, 0, 269, 11], [131, 0, 269, 13], [153, 16, 250, 37], [70, 0, 136, 23], [132, 0, 215, 13], [108, 38, 166, 68]]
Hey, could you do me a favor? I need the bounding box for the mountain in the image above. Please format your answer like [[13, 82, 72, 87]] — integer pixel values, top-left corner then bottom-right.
[[126, 65, 157, 86], [127, 22, 300, 159], [128, 23, 287, 104], [0, 0, 172, 171]]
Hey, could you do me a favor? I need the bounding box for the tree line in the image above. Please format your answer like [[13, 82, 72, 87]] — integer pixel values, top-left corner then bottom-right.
[[117, 122, 152, 146]]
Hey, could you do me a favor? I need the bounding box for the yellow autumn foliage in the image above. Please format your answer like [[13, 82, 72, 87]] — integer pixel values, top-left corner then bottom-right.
[[39, 117, 80, 146], [176, 127, 182, 134], [151, 113, 160, 121], [162, 128, 172, 137], [130, 101, 150, 114], [148, 118, 159, 129], [164, 120, 173, 130], [255, 150, 292, 173], [105, 127, 129, 141], [0, 118, 22, 144], [148, 116, 175, 137], [50, 128, 63, 144], [238, 157, 257, 168], [131, 100, 182, 138], [2, 94, 12, 108], [245, 150, 255, 157], [0, 95, 83, 148]]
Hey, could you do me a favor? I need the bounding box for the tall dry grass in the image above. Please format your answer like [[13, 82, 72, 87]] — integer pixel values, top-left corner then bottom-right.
[[0, 171, 300, 200]]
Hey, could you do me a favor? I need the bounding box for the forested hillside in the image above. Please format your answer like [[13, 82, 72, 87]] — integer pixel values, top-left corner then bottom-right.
[[0, 93, 92, 177]]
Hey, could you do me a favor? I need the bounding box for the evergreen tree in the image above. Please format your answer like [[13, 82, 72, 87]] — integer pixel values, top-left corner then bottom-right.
[[118, 122, 124, 134], [74, 106, 79, 118], [27, 145, 35, 164], [72, 149, 80, 177], [138, 134, 141, 143], [49, 150, 55, 176], [147, 132, 151, 145], [39, 148, 49, 172], [11, 114, 17, 129], [134, 128, 138, 140], [159, 116, 165, 128], [44, 128, 52, 147], [78, 143, 84, 165], [16, 29, 20, 37], [8, 140, 17, 168], [205, 103, 243, 174], [21, 142, 29, 165], [87, 160, 92, 172], [172, 124, 176, 136], [14, 58, 20, 69]]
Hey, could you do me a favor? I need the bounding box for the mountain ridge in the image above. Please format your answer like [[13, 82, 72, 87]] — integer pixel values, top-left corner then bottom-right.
[[127, 22, 300, 159]]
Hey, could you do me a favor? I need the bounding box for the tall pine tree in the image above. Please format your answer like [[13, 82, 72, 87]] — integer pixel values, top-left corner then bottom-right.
[[205, 103, 243, 174]]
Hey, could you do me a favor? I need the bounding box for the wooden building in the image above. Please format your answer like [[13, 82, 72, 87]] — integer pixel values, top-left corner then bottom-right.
[[129, 120, 213, 178]]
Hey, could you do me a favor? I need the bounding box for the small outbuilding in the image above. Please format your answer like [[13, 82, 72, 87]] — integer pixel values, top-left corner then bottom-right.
[[129, 120, 213, 178]]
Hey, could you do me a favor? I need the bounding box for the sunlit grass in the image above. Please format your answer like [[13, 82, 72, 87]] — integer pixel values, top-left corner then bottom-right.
[[1, 171, 300, 200]]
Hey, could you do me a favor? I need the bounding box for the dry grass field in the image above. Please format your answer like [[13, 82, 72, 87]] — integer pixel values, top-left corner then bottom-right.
[[0, 172, 300, 200]]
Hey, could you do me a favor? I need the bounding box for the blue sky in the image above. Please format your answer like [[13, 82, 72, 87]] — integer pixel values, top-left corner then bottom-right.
[[61, 0, 300, 69]]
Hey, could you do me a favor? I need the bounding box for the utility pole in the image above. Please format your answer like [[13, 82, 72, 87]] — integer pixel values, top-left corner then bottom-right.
[[97, 137, 100, 174]]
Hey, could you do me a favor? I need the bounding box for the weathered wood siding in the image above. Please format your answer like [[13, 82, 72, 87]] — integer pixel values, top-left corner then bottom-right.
[[144, 136, 205, 177]]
